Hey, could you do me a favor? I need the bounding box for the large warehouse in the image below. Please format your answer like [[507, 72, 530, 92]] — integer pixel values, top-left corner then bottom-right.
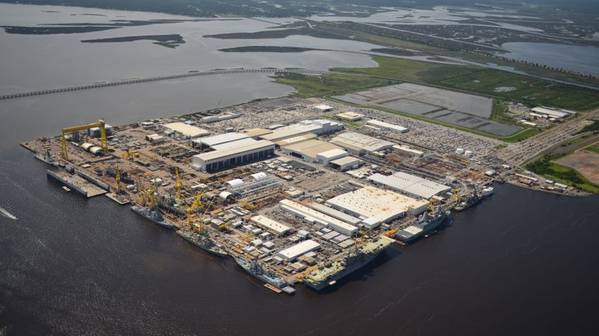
[[250, 215, 292, 236], [368, 172, 451, 199], [260, 119, 343, 142], [191, 138, 275, 172], [163, 122, 210, 139], [279, 199, 358, 236], [192, 132, 249, 149], [330, 132, 394, 154], [281, 139, 347, 163], [325, 186, 429, 229], [276, 239, 321, 261]]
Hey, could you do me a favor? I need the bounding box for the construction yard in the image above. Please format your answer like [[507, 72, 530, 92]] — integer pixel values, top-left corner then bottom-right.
[[21, 94, 591, 294]]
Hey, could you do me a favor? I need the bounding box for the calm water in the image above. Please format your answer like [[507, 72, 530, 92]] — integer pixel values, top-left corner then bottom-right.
[[1, 4, 599, 336], [501, 42, 599, 76]]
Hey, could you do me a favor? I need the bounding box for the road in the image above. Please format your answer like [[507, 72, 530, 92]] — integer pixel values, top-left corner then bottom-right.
[[497, 109, 599, 166]]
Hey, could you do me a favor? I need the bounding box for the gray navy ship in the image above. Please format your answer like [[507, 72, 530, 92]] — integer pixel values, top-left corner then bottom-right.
[[176, 230, 227, 257], [130, 205, 176, 230], [395, 208, 450, 244]]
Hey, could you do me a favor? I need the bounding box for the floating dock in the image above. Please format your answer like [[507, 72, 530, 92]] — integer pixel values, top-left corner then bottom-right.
[[46, 169, 107, 198]]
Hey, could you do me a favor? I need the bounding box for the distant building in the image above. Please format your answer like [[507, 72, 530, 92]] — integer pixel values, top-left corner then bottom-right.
[[162, 122, 210, 138], [531, 107, 575, 119]]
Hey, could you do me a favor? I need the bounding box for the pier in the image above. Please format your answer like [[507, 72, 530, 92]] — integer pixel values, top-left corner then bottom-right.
[[0, 67, 314, 101]]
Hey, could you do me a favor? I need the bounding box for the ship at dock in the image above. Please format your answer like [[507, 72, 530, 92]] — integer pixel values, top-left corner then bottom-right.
[[454, 186, 494, 212], [395, 207, 450, 244], [130, 205, 176, 230], [234, 256, 294, 293], [303, 236, 394, 291], [176, 229, 227, 257]]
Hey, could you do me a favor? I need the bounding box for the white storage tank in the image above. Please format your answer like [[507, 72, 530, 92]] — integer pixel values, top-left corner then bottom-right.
[[89, 146, 103, 155], [81, 143, 94, 151], [455, 147, 465, 155]]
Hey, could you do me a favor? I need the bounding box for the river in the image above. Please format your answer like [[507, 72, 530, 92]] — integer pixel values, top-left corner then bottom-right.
[[1, 4, 599, 336]]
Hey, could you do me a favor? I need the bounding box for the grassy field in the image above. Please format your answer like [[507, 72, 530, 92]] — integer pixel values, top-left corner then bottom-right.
[[526, 156, 599, 193], [276, 55, 599, 143], [587, 144, 599, 154], [274, 72, 398, 98], [334, 56, 599, 111]]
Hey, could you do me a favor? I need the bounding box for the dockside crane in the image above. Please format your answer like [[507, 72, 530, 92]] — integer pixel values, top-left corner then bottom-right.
[[175, 167, 183, 203], [60, 119, 108, 160]]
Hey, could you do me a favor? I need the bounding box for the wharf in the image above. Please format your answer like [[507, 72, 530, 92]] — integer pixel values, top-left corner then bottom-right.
[[46, 169, 107, 198]]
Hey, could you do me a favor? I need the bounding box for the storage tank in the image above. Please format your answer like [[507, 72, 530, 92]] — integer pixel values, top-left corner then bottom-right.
[[89, 146, 103, 155], [81, 143, 94, 151], [455, 148, 465, 155]]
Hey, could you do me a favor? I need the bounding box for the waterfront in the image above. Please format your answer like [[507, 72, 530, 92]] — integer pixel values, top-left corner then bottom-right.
[[1, 145, 599, 335], [1, 4, 599, 336]]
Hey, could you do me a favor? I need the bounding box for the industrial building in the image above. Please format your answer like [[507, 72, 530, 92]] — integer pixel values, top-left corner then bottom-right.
[[281, 139, 346, 163], [336, 112, 364, 121], [192, 132, 249, 149], [241, 128, 273, 138], [305, 201, 362, 225], [393, 144, 424, 157], [276, 239, 321, 261], [191, 139, 275, 172], [368, 172, 451, 199], [330, 132, 394, 154], [163, 122, 210, 138], [531, 107, 575, 119], [280, 199, 358, 236], [250, 215, 292, 236], [274, 134, 317, 147], [313, 104, 333, 112], [326, 186, 429, 229], [260, 120, 343, 142], [329, 156, 363, 171], [366, 119, 408, 133]]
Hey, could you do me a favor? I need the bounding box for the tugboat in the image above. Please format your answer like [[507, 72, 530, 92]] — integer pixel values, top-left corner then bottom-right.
[[176, 229, 227, 257], [130, 205, 176, 230], [395, 207, 450, 244], [234, 256, 289, 289]]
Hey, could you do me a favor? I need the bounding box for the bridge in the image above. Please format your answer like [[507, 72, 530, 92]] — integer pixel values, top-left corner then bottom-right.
[[0, 67, 315, 101]]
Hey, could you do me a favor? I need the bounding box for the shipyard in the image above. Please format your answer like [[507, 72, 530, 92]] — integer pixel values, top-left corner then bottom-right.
[[20, 93, 596, 294]]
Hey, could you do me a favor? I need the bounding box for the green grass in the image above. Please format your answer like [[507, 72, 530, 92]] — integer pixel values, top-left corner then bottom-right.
[[502, 127, 542, 143], [334, 55, 599, 111], [274, 72, 398, 98], [526, 156, 599, 193], [577, 120, 599, 134], [586, 144, 599, 154]]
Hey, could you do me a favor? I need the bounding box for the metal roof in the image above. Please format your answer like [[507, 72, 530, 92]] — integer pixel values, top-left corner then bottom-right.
[[195, 132, 249, 147], [276, 239, 320, 260], [163, 122, 210, 137], [368, 172, 450, 199], [193, 140, 274, 163]]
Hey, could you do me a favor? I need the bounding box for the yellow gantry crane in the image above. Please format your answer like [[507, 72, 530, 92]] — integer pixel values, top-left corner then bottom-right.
[[186, 193, 204, 229], [60, 119, 108, 160], [175, 167, 183, 203], [114, 165, 121, 194]]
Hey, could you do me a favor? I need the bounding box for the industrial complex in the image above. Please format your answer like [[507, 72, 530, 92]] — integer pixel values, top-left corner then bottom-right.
[[22, 92, 588, 295]]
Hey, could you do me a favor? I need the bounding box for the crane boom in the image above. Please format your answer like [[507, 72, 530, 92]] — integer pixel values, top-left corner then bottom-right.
[[60, 119, 108, 160]]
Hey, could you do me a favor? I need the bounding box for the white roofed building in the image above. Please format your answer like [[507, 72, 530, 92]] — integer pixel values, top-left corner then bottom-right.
[[325, 186, 429, 229], [368, 172, 451, 199]]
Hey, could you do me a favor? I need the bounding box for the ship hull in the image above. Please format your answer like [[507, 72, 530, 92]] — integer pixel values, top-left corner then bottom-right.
[[304, 251, 382, 291], [396, 212, 448, 244], [176, 230, 227, 257], [130, 205, 176, 230], [234, 257, 287, 289]]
